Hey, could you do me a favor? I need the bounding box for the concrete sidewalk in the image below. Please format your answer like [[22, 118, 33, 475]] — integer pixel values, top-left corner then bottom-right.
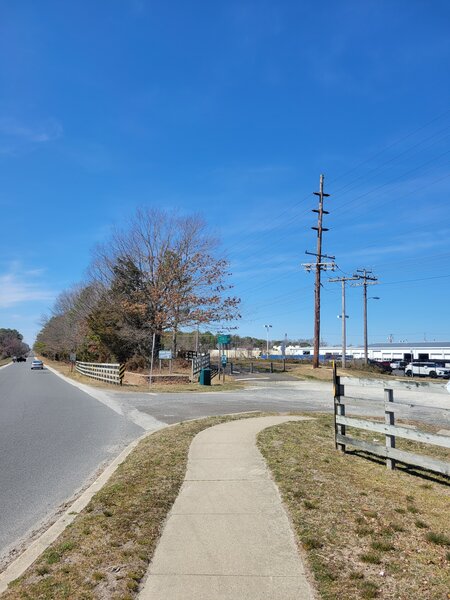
[[139, 415, 315, 600]]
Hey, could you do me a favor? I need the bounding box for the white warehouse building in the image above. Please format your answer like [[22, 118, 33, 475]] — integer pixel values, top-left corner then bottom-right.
[[271, 342, 450, 362]]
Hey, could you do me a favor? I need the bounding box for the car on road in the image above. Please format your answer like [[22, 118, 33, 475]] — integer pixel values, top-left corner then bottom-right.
[[390, 360, 406, 370], [31, 359, 44, 370], [16, 356, 27, 362], [404, 361, 450, 378]]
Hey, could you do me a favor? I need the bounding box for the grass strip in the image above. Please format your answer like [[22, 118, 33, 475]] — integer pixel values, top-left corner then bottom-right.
[[41, 357, 244, 393], [3, 412, 263, 600], [258, 415, 450, 600]]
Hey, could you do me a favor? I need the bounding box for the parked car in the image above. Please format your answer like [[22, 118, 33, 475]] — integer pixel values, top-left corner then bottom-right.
[[31, 359, 44, 370], [404, 362, 450, 378], [390, 360, 406, 370], [368, 359, 392, 373]]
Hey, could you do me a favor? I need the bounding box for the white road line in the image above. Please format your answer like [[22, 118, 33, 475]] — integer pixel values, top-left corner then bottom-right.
[[234, 377, 271, 381]]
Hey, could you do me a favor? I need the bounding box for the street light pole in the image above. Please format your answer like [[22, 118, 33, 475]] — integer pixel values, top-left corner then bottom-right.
[[264, 324, 272, 358]]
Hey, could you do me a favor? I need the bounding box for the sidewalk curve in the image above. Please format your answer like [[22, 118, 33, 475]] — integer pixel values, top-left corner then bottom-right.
[[139, 415, 315, 600]]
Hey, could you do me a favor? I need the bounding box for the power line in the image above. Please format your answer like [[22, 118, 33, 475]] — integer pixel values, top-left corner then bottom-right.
[[326, 106, 450, 187], [225, 107, 450, 265], [379, 273, 450, 286]]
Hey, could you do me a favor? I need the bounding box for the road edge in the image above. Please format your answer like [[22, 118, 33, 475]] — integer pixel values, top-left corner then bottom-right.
[[42, 362, 164, 430], [0, 410, 262, 594], [0, 426, 160, 594]]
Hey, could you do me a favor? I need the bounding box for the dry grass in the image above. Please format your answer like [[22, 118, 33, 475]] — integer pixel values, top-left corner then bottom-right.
[[231, 360, 394, 382], [0, 358, 11, 367], [233, 359, 447, 385], [258, 416, 450, 600], [286, 362, 403, 382], [40, 357, 244, 393], [3, 413, 265, 600]]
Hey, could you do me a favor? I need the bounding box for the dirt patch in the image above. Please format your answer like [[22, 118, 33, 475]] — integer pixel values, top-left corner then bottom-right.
[[124, 372, 190, 385]]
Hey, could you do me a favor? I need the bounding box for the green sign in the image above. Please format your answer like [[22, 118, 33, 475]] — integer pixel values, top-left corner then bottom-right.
[[218, 334, 231, 345]]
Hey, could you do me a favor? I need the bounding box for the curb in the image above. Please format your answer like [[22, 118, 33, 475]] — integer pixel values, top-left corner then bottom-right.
[[0, 426, 160, 594], [0, 410, 262, 594]]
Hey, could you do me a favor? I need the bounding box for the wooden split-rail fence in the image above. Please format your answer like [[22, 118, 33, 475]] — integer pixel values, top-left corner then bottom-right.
[[333, 364, 450, 476], [189, 353, 219, 381], [76, 361, 125, 385]]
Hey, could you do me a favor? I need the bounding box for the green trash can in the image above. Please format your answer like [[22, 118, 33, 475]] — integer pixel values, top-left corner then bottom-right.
[[199, 368, 211, 386]]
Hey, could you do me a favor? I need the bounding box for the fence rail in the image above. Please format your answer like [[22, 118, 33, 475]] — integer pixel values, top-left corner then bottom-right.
[[333, 365, 450, 477], [76, 361, 124, 385], [191, 353, 211, 380]]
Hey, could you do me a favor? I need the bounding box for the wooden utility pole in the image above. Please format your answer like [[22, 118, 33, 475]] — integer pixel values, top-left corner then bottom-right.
[[302, 174, 335, 368], [328, 275, 359, 367], [351, 269, 378, 364]]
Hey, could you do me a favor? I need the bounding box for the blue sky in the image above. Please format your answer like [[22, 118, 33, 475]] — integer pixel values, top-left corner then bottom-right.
[[1, 0, 450, 346]]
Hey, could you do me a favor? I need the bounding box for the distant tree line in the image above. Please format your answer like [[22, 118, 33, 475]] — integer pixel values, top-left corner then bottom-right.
[[34, 209, 240, 365], [0, 328, 30, 359]]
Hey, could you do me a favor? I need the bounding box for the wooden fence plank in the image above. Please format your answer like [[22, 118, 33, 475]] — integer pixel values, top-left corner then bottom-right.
[[191, 353, 211, 379], [340, 396, 450, 413], [336, 434, 386, 456], [340, 376, 447, 394], [336, 434, 450, 476], [386, 447, 450, 476], [336, 415, 450, 448], [75, 361, 121, 385]]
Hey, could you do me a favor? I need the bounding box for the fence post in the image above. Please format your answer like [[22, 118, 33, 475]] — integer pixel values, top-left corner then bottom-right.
[[270, 362, 274, 373], [333, 361, 346, 453], [384, 388, 396, 470], [119, 363, 125, 386], [283, 358, 286, 372], [230, 362, 233, 374], [250, 362, 253, 373]]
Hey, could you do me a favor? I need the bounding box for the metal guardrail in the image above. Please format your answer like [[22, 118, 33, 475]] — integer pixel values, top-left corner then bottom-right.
[[333, 364, 450, 476], [75, 361, 125, 385]]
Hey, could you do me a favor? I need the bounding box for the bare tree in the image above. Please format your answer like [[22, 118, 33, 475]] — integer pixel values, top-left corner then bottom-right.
[[90, 208, 240, 358]]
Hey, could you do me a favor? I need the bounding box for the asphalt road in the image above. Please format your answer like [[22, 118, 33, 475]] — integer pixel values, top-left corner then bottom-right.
[[1, 362, 449, 564], [106, 373, 450, 428], [0, 361, 142, 561]]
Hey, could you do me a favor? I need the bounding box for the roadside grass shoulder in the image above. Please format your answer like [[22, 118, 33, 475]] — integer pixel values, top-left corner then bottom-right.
[[40, 357, 245, 393], [258, 416, 450, 600], [277, 361, 446, 384], [261, 362, 395, 383], [3, 412, 267, 600]]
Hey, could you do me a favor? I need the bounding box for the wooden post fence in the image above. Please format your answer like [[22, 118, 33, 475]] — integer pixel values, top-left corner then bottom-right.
[[333, 367, 450, 476]]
